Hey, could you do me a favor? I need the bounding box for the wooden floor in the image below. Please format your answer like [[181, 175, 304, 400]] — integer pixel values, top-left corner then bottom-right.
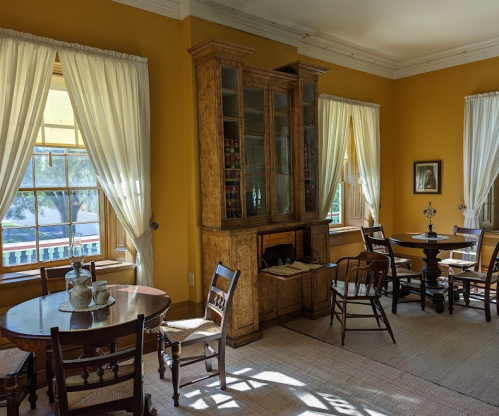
[[283, 292, 499, 407]]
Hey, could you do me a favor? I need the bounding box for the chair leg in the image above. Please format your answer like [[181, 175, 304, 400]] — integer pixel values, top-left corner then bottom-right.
[[464, 281, 471, 305], [370, 300, 381, 327], [171, 341, 181, 407], [484, 287, 491, 322], [447, 275, 453, 315], [218, 341, 227, 390], [376, 298, 396, 344], [157, 331, 166, 380], [340, 299, 347, 346], [330, 291, 337, 326], [205, 342, 213, 372], [45, 347, 54, 403], [6, 372, 19, 416], [28, 354, 38, 410], [392, 277, 399, 314]]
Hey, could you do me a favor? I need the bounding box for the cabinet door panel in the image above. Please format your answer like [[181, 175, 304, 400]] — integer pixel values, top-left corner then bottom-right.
[[277, 275, 303, 316]]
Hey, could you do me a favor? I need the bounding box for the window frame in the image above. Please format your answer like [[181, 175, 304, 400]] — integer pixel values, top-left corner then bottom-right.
[[0, 63, 135, 274]]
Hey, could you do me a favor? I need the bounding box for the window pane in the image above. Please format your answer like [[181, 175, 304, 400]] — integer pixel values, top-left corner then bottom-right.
[[35, 154, 66, 187], [20, 159, 34, 188], [44, 127, 77, 146], [38, 191, 69, 224], [68, 155, 96, 186], [73, 223, 101, 256], [2, 191, 35, 227], [70, 190, 100, 222], [44, 88, 74, 126], [2, 227, 37, 266], [39, 225, 70, 262]]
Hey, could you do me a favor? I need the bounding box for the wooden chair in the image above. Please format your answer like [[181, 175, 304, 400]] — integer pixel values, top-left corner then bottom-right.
[[365, 236, 426, 313], [330, 251, 395, 346], [449, 240, 499, 321], [361, 225, 412, 269], [157, 261, 241, 407], [0, 347, 37, 416], [40, 262, 98, 403], [438, 226, 485, 299], [50, 314, 146, 416]]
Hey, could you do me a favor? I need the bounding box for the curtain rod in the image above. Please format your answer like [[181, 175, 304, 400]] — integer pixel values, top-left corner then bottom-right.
[[0, 27, 148, 65], [319, 93, 380, 109], [465, 91, 499, 101]]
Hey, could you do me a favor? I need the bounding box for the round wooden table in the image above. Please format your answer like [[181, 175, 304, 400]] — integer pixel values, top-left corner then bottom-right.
[[0, 284, 171, 409], [390, 233, 476, 313]]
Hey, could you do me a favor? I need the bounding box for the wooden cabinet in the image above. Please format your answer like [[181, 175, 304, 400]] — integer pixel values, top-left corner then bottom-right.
[[190, 39, 329, 346], [189, 40, 328, 228]]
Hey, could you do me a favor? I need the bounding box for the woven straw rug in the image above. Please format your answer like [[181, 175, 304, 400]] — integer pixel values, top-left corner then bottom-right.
[[8, 324, 499, 416], [283, 294, 499, 409]]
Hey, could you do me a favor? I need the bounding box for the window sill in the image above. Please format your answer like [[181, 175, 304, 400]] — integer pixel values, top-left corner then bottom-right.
[[0, 260, 136, 288], [329, 226, 362, 246]]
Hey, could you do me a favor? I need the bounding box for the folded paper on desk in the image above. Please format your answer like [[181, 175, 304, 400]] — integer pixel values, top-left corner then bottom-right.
[[266, 261, 322, 277]]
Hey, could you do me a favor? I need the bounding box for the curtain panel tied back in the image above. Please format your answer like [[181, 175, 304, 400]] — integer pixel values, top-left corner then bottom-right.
[[0, 27, 153, 286], [463, 92, 499, 229], [318, 94, 381, 226]]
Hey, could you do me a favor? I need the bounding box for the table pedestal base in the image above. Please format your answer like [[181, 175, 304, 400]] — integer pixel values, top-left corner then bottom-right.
[[422, 248, 447, 313]]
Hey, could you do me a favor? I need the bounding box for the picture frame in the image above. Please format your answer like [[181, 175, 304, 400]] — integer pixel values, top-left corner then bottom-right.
[[414, 161, 441, 194]]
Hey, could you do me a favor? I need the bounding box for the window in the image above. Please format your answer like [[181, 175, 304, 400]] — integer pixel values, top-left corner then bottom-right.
[[327, 124, 369, 229], [326, 182, 344, 225], [1, 73, 103, 269], [479, 176, 498, 230]]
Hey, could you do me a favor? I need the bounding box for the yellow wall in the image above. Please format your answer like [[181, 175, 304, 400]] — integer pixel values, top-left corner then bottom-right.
[[5, 1, 495, 305], [2, 0, 189, 302], [393, 59, 499, 249]]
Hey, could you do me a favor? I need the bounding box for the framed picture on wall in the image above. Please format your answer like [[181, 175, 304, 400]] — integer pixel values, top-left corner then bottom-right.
[[414, 161, 441, 194]]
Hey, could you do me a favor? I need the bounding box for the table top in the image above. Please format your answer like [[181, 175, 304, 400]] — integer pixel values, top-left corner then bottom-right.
[[0, 284, 171, 352], [390, 233, 476, 250]]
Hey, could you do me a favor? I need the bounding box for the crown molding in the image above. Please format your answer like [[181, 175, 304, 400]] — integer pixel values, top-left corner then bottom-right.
[[393, 35, 499, 79], [185, 0, 316, 48], [110, 0, 182, 19], [110, 0, 499, 80], [299, 34, 397, 79]]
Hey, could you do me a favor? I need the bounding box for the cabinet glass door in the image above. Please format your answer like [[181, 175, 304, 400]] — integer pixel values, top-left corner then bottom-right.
[[244, 88, 266, 217], [273, 92, 292, 215], [222, 66, 242, 219], [303, 83, 315, 212]]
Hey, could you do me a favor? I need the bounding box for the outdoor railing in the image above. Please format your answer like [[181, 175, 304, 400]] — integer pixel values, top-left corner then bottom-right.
[[3, 237, 100, 267]]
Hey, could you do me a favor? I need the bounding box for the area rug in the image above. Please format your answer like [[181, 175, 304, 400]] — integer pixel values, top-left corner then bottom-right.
[[282, 294, 499, 408], [12, 325, 499, 416]]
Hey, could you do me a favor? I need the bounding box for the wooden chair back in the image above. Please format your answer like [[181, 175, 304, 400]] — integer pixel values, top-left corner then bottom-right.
[[50, 314, 145, 416], [364, 236, 397, 274], [449, 226, 485, 271], [40, 261, 96, 295], [360, 225, 386, 251], [337, 251, 390, 297], [204, 261, 241, 337]]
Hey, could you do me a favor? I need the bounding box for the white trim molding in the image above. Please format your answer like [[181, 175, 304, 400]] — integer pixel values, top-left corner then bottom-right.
[[110, 0, 499, 80]]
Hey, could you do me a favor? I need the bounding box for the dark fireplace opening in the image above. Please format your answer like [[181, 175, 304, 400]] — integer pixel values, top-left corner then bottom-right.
[[261, 243, 295, 269]]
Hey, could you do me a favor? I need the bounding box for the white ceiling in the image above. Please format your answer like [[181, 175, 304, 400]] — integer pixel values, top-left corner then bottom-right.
[[111, 0, 499, 79]]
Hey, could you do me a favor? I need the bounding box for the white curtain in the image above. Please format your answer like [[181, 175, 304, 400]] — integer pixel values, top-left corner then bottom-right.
[[318, 95, 351, 218], [59, 49, 153, 286], [352, 103, 381, 226], [462, 92, 499, 228], [0, 29, 55, 221]]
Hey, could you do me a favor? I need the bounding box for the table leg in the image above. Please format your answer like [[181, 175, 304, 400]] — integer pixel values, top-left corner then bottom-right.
[[421, 248, 447, 313]]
